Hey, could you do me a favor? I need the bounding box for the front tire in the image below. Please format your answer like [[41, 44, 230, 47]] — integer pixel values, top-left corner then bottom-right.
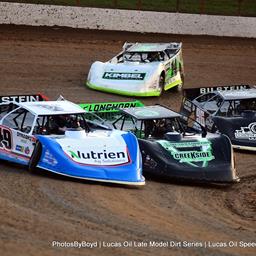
[[28, 141, 42, 173], [159, 74, 165, 96]]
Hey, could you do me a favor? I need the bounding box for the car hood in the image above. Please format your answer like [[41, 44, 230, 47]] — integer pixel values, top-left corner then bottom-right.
[[89, 61, 162, 83], [54, 129, 130, 166]]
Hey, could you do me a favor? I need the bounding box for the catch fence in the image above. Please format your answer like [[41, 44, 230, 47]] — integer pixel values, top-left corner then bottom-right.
[[3, 0, 256, 16]]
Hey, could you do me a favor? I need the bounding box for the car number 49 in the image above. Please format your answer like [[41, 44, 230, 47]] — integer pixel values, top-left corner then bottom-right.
[[0, 127, 12, 150]]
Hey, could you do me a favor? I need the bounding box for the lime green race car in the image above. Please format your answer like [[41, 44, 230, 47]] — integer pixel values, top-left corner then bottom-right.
[[86, 42, 184, 97]]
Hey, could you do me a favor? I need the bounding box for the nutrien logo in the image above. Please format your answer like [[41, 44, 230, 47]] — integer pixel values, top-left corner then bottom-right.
[[68, 149, 128, 165], [103, 72, 146, 80]]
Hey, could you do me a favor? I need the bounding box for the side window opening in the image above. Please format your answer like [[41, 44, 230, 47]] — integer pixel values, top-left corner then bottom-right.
[[201, 95, 223, 114], [165, 49, 178, 58], [196, 93, 216, 103], [113, 115, 134, 131], [2, 108, 35, 134], [217, 101, 231, 116], [33, 115, 47, 135], [0, 103, 19, 119]]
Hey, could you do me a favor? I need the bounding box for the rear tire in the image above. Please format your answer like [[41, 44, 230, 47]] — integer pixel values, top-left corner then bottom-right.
[[28, 141, 42, 173]]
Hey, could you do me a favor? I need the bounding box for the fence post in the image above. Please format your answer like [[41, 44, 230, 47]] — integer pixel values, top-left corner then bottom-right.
[[136, 0, 142, 10], [176, 0, 180, 12], [113, 0, 117, 8], [199, 0, 205, 14], [238, 0, 243, 16]]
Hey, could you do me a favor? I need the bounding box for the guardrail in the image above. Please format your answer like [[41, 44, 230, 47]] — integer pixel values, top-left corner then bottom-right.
[[1, 2, 255, 38], [2, 0, 256, 17]]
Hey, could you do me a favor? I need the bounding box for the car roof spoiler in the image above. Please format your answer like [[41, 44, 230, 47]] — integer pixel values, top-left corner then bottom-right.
[[183, 84, 253, 100], [0, 93, 49, 103]]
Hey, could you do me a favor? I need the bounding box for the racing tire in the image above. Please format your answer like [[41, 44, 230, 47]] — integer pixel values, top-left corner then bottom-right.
[[28, 141, 42, 173], [159, 74, 165, 96], [174, 73, 184, 92]]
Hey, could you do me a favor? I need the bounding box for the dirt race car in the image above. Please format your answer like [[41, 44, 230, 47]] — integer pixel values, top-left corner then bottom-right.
[[82, 102, 239, 183], [86, 42, 184, 97], [181, 85, 256, 151], [0, 94, 145, 186]]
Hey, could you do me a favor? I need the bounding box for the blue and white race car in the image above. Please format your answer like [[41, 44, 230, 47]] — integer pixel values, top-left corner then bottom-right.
[[0, 94, 145, 186], [86, 42, 184, 97]]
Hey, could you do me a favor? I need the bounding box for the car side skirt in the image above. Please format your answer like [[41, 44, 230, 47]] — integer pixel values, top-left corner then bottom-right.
[[37, 165, 145, 186], [233, 144, 256, 151], [164, 79, 182, 91]]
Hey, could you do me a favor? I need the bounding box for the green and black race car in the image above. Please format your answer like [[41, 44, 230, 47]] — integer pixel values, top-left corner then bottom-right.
[[81, 101, 239, 183]]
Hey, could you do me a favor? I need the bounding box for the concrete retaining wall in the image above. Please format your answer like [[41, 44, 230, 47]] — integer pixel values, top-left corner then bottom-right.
[[0, 2, 255, 38]]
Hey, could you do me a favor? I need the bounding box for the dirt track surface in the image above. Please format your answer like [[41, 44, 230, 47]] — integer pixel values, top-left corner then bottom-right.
[[0, 25, 255, 256]]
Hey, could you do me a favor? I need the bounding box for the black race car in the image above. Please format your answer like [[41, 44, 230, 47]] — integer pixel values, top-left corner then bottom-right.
[[181, 85, 256, 151], [109, 105, 238, 183]]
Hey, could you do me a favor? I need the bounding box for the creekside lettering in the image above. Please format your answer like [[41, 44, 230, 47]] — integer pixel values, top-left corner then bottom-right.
[[171, 150, 214, 161]]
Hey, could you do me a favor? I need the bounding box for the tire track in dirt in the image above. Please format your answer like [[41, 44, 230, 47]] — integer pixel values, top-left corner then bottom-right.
[[0, 25, 255, 256]]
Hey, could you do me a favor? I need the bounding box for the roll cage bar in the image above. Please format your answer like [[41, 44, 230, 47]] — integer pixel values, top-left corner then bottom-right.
[[113, 104, 207, 139]]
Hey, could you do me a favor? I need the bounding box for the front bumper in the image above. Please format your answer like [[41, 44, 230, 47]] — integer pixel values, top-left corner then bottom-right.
[[36, 136, 145, 186], [86, 81, 161, 97]]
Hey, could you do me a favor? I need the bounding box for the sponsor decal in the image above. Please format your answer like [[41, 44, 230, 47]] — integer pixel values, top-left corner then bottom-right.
[[68, 149, 128, 165], [199, 85, 250, 94], [182, 99, 193, 112], [103, 72, 146, 80], [20, 138, 28, 144], [0, 94, 44, 103], [35, 104, 64, 111], [80, 100, 144, 113], [15, 145, 24, 152], [144, 154, 158, 169], [135, 110, 160, 117], [172, 151, 212, 161], [17, 132, 36, 142], [196, 108, 205, 126], [158, 140, 215, 167], [24, 146, 30, 155], [235, 122, 256, 140], [42, 150, 58, 166]]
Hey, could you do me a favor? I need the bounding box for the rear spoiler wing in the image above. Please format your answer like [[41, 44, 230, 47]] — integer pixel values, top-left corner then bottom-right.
[[0, 93, 49, 103], [183, 84, 253, 100]]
